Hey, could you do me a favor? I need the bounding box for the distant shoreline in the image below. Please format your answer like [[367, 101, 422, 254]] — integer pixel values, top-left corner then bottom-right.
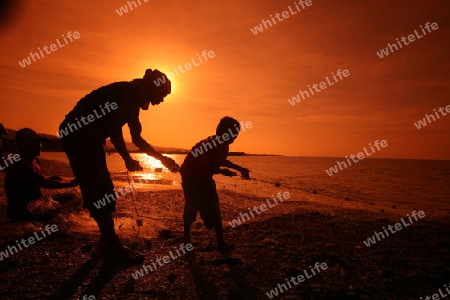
[[2, 128, 449, 160], [36, 150, 450, 160], [0, 128, 280, 157]]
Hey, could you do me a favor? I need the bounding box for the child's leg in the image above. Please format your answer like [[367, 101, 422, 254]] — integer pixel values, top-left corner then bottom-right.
[[184, 220, 192, 243], [182, 179, 197, 243], [198, 179, 231, 250], [183, 201, 196, 243], [214, 223, 225, 247]]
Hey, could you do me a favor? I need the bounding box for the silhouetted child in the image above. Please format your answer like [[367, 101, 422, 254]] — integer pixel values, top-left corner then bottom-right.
[[4, 128, 78, 222], [59, 69, 179, 262], [181, 117, 251, 252]]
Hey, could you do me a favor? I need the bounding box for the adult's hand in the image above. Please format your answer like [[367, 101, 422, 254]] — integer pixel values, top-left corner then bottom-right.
[[160, 156, 180, 173], [125, 158, 143, 172]]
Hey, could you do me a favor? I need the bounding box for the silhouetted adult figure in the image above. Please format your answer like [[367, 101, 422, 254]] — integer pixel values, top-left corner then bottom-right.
[[0, 123, 8, 170], [4, 128, 78, 222], [59, 69, 180, 261]]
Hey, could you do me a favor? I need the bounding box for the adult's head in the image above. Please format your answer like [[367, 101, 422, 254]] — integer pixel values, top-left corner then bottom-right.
[[15, 128, 47, 158], [141, 69, 172, 110], [216, 117, 240, 144]]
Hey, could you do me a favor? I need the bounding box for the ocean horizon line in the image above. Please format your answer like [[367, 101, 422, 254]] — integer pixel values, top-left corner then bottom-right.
[[34, 149, 450, 161]]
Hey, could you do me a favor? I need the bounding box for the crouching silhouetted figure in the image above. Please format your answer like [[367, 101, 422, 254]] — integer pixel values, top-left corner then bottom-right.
[[4, 128, 78, 222]]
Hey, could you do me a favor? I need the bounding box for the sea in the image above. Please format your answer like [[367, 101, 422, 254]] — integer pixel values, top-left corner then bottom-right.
[[40, 152, 450, 214]]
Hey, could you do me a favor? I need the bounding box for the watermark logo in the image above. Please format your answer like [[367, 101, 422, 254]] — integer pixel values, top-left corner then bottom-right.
[[77, 296, 95, 300], [190, 121, 253, 158], [265, 262, 328, 298], [56, 102, 118, 138], [414, 105, 450, 129], [325, 139, 388, 176], [229, 191, 290, 228], [0, 153, 21, 171], [116, 0, 149, 16], [288, 69, 350, 106], [250, 0, 313, 35], [18, 31, 81, 68], [0, 224, 58, 261], [376, 22, 439, 59], [153, 50, 216, 87], [420, 283, 450, 300], [93, 176, 150, 210], [363, 210, 425, 247], [131, 243, 193, 280]]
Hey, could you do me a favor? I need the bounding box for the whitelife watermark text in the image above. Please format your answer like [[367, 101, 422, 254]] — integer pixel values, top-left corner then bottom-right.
[[420, 283, 450, 300], [57, 102, 118, 138], [229, 192, 290, 228], [325, 140, 388, 177], [76, 296, 95, 300], [0, 154, 21, 171], [18, 31, 81, 68], [376, 22, 439, 59], [190, 121, 252, 158], [414, 105, 450, 129], [0, 224, 59, 261], [131, 243, 193, 280], [288, 69, 350, 106], [115, 0, 149, 16], [153, 50, 216, 88], [93, 176, 151, 210], [363, 210, 425, 247], [265, 262, 328, 298], [250, 0, 313, 35]]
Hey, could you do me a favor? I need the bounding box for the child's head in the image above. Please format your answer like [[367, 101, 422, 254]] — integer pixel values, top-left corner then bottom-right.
[[216, 117, 240, 143], [15, 128, 45, 158]]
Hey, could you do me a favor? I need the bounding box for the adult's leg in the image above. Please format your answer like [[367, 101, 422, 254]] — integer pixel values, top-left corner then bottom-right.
[[60, 134, 135, 259]]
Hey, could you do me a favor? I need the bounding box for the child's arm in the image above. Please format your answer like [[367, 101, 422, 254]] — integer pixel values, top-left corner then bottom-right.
[[40, 178, 78, 189], [30, 158, 78, 188], [221, 160, 251, 179], [33, 172, 78, 189], [219, 168, 238, 177]]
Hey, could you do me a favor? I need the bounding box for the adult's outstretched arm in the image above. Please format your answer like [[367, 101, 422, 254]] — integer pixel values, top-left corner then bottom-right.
[[128, 116, 180, 172], [128, 116, 164, 160], [110, 127, 133, 162]]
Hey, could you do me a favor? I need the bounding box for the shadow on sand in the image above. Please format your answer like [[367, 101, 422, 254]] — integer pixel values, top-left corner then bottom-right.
[[50, 256, 130, 299]]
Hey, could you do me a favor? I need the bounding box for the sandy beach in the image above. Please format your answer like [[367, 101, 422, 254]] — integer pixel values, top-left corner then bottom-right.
[[0, 158, 449, 300]]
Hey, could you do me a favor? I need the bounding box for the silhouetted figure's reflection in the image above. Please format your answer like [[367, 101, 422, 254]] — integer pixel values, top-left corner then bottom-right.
[[59, 69, 179, 262], [4, 128, 78, 222]]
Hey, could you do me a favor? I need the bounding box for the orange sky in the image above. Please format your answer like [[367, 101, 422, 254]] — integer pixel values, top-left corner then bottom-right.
[[0, 0, 449, 159]]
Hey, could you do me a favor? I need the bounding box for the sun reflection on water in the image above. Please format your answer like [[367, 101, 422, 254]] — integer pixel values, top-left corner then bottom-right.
[[128, 153, 183, 185]]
